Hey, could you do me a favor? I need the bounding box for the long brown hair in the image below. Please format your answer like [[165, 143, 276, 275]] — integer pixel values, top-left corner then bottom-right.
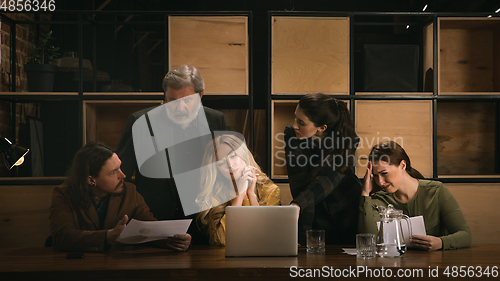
[[369, 140, 424, 179], [298, 93, 358, 175], [65, 141, 115, 209]]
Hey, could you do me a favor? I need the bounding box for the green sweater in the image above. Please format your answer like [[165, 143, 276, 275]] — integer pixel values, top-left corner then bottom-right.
[[358, 179, 471, 250]]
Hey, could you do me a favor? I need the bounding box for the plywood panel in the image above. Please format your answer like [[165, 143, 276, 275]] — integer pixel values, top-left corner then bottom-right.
[[356, 92, 431, 96], [437, 102, 496, 175], [85, 102, 97, 143], [272, 17, 349, 94], [0, 185, 53, 248], [271, 101, 297, 178], [438, 18, 500, 94], [494, 26, 500, 92], [83, 101, 162, 149], [355, 100, 433, 178], [446, 183, 500, 245], [439, 17, 500, 29], [439, 28, 493, 93], [169, 16, 248, 95], [423, 23, 434, 92]]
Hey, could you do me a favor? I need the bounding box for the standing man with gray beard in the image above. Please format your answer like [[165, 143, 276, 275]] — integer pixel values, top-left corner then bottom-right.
[[117, 65, 226, 245]]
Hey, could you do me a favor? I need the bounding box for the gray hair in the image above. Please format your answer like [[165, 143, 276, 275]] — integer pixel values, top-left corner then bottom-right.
[[162, 65, 205, 93]]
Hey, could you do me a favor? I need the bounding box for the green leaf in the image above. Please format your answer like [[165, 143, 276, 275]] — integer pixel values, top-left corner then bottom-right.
[[26, 30, 60, 64]]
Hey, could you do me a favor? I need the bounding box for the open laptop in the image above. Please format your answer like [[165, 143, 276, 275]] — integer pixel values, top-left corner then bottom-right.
[[225, 206, 298, 257]]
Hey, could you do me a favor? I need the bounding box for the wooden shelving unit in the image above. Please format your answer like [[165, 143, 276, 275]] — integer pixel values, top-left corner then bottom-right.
[[266, 13, 500, 246], [269, 13, 500, 182], [0, 12, 252, 182]]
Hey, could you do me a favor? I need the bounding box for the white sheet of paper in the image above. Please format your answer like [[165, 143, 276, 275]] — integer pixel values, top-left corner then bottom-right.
[[342, 248, 358, 255], [376, 215, 426, 245], [116, 219, 192, 244]]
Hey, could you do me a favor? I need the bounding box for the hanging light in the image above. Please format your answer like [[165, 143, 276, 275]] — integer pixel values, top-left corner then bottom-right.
[[0, 136, 29, 170]]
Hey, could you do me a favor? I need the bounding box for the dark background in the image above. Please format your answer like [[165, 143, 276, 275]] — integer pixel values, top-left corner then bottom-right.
[[47, 0, 500, 107], [7, 0, 500, 178]]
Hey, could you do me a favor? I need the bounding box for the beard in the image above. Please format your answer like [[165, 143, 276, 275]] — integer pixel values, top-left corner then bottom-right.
[[166, 100, 202, 127]]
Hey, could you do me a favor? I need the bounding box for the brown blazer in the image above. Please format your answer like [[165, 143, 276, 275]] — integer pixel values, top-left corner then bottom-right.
[[49, 182, 156, 252]]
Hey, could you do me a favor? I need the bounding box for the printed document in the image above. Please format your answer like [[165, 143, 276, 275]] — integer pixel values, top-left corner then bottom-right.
[[116, 219, 192, 244]]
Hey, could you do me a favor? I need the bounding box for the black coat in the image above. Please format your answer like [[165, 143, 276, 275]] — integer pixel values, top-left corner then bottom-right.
[[284, 124, 361, 245], [117, 104, 226, 245]]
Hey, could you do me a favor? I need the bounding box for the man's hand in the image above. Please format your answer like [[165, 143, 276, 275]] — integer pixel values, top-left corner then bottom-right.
[[107, 214, 129, 245], [166, 233, 191, 251], [410, 235, 443, 251]]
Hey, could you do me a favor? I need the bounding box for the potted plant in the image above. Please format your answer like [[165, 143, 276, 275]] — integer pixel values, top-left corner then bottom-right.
[[24, 31, 60, 92]]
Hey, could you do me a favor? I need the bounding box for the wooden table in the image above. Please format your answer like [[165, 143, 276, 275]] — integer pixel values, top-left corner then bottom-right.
[[1, 245, 499, 280]]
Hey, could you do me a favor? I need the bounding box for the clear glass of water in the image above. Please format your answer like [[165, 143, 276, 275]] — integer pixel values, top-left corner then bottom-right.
[[356, 233, 377, 259], [306, 229, 325, 253]]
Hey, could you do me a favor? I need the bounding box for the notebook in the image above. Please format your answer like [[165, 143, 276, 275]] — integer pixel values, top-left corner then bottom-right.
[[225, 206, 298, 257]]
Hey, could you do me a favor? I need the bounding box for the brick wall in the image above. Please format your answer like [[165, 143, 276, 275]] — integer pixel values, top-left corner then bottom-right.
[[0, 13, 50, 176]]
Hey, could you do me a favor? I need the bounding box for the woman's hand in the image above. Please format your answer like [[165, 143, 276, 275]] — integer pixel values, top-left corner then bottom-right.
[[106, 214, 128, 245], [361, 161, 374, 197], [236, 166, 257, 193], [245, 167, 259, 204], [231, 166, 258, 206], [410, 235, 443, 251]]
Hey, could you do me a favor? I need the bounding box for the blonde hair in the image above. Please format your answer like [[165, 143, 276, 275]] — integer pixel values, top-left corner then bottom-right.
[[196, 134, 271, 245]]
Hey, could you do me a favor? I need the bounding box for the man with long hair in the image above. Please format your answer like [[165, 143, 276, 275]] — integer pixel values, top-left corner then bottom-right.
[[49, 141, 191, 252]]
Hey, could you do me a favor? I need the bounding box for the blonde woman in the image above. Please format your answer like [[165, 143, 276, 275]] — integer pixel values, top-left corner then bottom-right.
[[196, 134, 281, 246]]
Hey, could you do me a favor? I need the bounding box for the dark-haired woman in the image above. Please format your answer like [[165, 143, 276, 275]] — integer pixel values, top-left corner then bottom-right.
[[284, 93, 361, 245], [359, 141, 471, 251]]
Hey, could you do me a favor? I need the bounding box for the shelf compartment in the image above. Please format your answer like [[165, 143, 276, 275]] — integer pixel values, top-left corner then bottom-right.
[[423, 22, 434, 92], [438, 17, 500, 95], [437, 101, 498, 176], [83, 100, 162, 149], [169, 16, 248, 95], [355, 92, 432, 96], [271, 100, 297, 178], [355, 100, 433, 178], [446, 183, 500, 245], [272, 16, 349, 95]]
